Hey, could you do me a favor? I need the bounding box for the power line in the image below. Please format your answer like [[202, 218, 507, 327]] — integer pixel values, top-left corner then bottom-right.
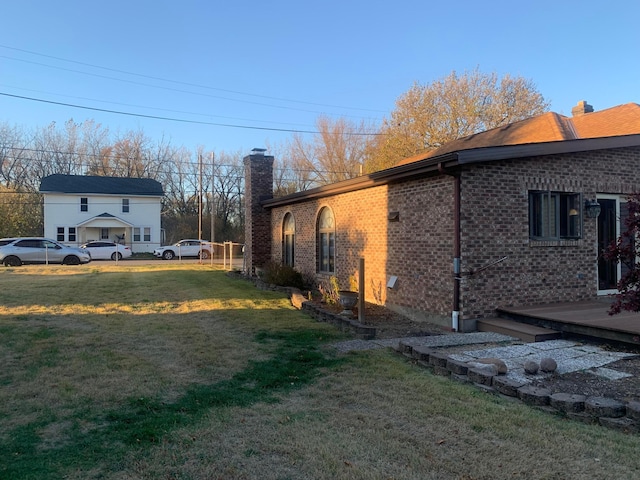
[[0, 92, 384, 136], [0, 44, 386, 114], [0, 83, 317, 128]]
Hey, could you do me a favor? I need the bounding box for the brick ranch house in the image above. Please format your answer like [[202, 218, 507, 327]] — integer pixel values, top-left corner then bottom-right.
[[244, 101, 640, 331]]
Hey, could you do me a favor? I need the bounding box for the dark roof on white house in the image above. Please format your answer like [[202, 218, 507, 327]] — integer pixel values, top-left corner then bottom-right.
[[39, 174, 164, 196]]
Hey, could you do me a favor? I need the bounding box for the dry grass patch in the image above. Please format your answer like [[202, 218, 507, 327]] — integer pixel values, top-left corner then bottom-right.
[[130, 350, 640, 480], [3, 264, 640, 479], [0, 263, 342, 479]]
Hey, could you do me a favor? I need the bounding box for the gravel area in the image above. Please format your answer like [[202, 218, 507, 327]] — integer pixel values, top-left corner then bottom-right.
[[326, 300, 640, 404]]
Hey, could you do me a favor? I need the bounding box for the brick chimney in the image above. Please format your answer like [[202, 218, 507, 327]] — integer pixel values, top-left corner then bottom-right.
[[571, 100, 594, 116], [243, 148, 274, 276]]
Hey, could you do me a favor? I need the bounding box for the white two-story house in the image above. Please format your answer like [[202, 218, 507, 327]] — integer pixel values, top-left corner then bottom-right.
[[39, 174, 164, 253]]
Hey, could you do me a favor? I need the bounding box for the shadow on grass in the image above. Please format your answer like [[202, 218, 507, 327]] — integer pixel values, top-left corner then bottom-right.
[[0, 329, 345, 479]]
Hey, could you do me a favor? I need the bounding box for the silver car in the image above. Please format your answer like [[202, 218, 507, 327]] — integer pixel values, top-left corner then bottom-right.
[[0, 237, 91, 266]]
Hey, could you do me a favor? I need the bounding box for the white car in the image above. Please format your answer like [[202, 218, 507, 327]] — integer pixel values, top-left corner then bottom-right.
[[153, 239, 211, 260], [0, 237, 91, 266], [81, 241, 132, 261]]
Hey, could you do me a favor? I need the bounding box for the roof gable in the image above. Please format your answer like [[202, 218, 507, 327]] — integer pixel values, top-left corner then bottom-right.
[[39, 174, 164, 196]]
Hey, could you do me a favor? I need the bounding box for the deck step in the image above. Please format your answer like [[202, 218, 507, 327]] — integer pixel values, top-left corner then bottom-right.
[[477, 317, 561, 343]]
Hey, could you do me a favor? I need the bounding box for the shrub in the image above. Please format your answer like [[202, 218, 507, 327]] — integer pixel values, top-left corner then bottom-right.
[[318, 276, 340, 305], [261, 261, 305, 290]]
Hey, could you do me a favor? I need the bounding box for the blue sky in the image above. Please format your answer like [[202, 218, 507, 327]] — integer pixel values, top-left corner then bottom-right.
[[1, 1, 639, 158]]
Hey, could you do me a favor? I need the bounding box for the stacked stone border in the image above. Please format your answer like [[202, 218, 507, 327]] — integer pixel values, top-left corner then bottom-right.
[[230, 272, 376, 340], [394, 339, 640, 435]]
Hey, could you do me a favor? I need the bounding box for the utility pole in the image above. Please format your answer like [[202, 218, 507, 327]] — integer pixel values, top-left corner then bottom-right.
[[198, 153, 203, 242], [210, 151, 215, 244]]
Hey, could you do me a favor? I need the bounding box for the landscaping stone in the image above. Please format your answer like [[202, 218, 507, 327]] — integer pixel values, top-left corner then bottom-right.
[[599, 416, 640, 433], [475, 357, 508, 374], [433, 366, 451, 377], [567, 412, 598, 424], [450, 373, 472, 385], [429, 351, 450, 368], [524, 360, 539, 374], [585, 396, 626, 418], [398, 341, 414, 355], [467, 367, 496, 386], [446, 358, 469, 375], [540, 357, 558, 373], [517, 385, 551, 406], [550, 393, 586, 413], [412, 345, 432, 362], [626, 400, 640, 421], [493, 377, 528, 397]]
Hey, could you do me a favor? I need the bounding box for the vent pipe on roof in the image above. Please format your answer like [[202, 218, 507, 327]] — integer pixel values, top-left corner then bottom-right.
[[571, 100, 594, 116]]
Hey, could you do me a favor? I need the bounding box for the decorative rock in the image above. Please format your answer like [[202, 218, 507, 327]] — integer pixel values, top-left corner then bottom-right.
[[467, 366, 496, 386], [524, 361, 539, 374], [467, 362, 499, 374], [540, 357, 558, 373], [550, 393, 587, 413], [475, 358, 508, 374], [517, 385, 551, 406], [585, 396, 626, 418], [493, 377, 528, 397]]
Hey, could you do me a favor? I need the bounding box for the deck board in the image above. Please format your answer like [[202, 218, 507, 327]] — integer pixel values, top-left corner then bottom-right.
[[497, 300, 640, 345]]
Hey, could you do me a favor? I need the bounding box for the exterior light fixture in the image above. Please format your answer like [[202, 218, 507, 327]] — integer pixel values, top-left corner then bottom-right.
[[585, 199, 601, 218]]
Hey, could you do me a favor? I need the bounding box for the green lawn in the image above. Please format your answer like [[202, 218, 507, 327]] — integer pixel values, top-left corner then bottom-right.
[[1, 263, 639, 479]]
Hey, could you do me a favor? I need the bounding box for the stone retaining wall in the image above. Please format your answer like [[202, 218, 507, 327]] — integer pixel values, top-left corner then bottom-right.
[[395, 339, 640, 434], [234, 272, 377, 340]]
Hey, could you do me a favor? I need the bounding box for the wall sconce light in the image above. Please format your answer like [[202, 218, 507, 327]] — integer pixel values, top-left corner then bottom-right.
[[585, 199, 601, 218]]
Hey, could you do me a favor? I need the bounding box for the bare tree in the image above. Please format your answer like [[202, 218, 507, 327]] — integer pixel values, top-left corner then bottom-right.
[[285, 116, 372, 187], [367, 69, 550, 171], [0, 122, 31, 189]]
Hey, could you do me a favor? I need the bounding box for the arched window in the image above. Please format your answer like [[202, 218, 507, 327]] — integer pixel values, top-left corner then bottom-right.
[[282, 212, 295, 267], [317, 207, 335, 273]]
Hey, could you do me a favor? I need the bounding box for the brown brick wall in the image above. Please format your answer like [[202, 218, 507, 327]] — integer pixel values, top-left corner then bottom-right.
[[460, 146, 640, 318], [264, 146, 640, 326], [270, 175, 456, 325]]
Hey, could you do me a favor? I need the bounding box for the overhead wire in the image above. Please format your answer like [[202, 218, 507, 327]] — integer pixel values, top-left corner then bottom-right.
[[0, 45, 386, 113]]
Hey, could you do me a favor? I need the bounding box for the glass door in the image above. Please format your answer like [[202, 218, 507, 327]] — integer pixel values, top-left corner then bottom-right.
[[597, 196, 630, 294]]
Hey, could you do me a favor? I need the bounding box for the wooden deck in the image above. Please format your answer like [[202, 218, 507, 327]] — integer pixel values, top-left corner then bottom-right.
[[496, 300, 640, 346]]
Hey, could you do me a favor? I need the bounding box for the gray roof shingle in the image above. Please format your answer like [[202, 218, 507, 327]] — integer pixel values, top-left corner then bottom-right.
[[39, 174, 164, 196]]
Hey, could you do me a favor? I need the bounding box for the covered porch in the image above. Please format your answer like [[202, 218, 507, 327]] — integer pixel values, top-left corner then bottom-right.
[[76, 213, 134, 247]]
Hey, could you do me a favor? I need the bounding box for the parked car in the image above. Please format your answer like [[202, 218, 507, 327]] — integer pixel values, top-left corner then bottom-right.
[[0, 237, 91, 266], [80, 241, 132, 261], [153, 239, 211, 260]]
